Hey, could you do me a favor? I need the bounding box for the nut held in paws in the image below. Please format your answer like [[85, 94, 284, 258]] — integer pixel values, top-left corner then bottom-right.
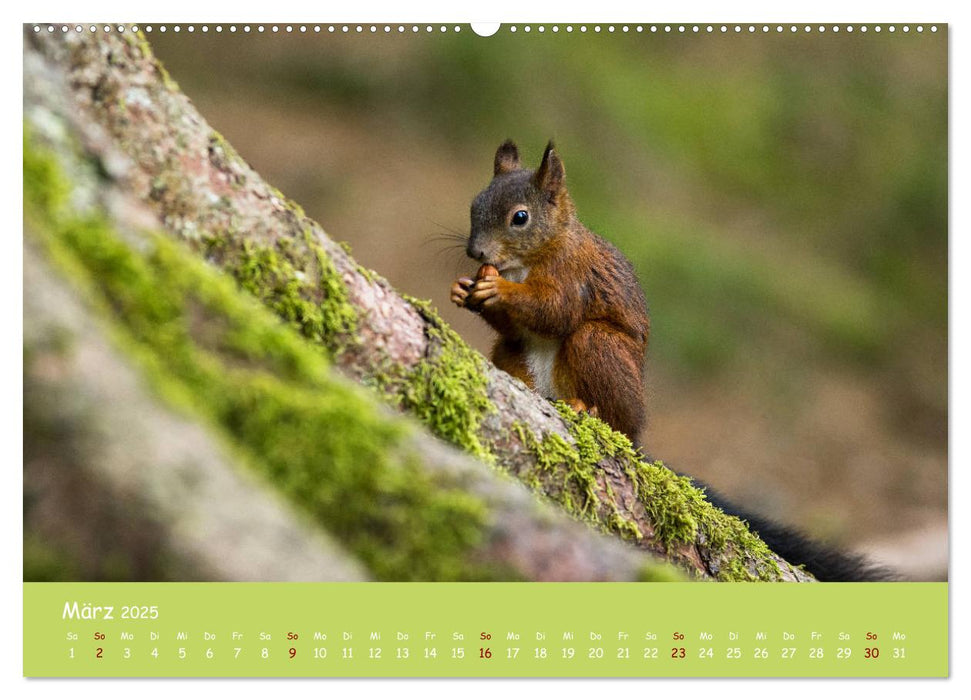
[[477, 264, 499, 279]]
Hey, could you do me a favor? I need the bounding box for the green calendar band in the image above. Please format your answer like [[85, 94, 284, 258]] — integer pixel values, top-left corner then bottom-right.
[[24, 582, 947, 678]]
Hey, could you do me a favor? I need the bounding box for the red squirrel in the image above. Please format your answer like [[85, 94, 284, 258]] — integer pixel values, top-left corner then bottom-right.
[[451, 141, 649, 442], [447, 141, 897, 581], [449, 142, 895, 581]]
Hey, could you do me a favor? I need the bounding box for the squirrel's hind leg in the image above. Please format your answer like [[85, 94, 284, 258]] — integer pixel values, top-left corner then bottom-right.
[[561, 398, 600, 418], [555, 322, 646, 442]]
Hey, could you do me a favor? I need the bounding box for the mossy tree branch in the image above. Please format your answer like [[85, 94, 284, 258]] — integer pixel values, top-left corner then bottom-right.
[[24, 241, 373, 583], [25, 30, 678, 584], [25, 28, 813, 582]]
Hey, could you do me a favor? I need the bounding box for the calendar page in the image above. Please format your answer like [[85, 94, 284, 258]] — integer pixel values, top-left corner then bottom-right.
[[22, 20, 948, 680]]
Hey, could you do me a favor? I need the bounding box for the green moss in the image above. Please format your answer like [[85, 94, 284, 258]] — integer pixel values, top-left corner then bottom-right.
[[312, 239, 359, 343], [210, 233, 357, 359], [553, 401, 640, 462], [24, 128, 501, 582], [400, 296, 496, 464], [23, 129, 70, 214], [513, 416, 640, 541], [355, 262, 380, 285], [515, 402, 785, 581], [631, 463, 783, 580]]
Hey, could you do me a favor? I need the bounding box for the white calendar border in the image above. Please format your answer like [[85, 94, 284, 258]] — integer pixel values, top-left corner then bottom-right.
[[4, 0, 963, 697]]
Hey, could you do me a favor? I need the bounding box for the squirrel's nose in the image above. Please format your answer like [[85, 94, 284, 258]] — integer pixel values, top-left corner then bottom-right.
[[467, 242, 486, 261]]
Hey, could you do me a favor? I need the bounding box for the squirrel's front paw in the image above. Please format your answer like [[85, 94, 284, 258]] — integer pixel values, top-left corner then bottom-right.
[[450, 277, 475, 308], [469, 275, 501, 308]]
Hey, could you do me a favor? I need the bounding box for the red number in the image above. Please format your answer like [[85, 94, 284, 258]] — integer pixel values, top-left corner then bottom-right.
[[96, 648, 103, 659]]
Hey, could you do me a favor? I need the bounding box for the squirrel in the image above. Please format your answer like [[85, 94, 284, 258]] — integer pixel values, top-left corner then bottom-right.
[[451, 140, 649, 443], [450, 141, 893, 582]]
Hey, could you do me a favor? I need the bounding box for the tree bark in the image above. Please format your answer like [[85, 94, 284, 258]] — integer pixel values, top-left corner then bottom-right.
[[24, 237, 666, 582], [24, 241, 372, 583], [23, 28, 813, 582]]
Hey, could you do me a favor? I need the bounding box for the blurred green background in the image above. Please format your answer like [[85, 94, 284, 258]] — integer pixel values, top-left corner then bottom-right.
[[150, 26, 947, 579]]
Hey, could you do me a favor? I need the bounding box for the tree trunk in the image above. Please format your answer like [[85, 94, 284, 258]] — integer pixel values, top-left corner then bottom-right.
[[23, 27, 813, 582]]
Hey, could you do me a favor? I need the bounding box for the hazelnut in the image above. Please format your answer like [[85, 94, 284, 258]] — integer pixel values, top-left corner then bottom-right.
[[477, 264, 499, 279]]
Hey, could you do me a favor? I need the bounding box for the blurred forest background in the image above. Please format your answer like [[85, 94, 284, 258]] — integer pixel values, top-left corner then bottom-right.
[[148, 26, 947, 579]]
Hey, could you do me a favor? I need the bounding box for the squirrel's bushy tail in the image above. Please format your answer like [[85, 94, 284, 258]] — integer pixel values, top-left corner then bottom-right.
[[692, 480, 897, 582]]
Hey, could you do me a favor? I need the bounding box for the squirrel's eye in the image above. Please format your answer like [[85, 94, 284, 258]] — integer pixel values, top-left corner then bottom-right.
[[511, 210, 529, 227]]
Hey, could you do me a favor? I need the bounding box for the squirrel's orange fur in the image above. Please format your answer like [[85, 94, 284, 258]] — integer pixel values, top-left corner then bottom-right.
[[451, 141, 649, 442]]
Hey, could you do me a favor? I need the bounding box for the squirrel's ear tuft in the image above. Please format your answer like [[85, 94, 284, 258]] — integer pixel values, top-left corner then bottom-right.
[[534, 141, 565, 199], [494, 140, 521, 176]]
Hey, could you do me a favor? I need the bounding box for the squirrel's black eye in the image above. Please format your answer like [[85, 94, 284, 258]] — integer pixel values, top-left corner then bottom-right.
[[511, 209, 529, 227]]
